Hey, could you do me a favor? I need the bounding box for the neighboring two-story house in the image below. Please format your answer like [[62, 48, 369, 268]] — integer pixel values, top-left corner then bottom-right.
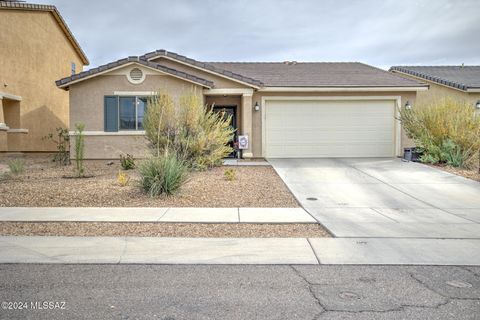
[[0, 1, 88, 153]]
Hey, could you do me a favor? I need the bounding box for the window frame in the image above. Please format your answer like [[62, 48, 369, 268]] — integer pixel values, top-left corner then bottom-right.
[[114, 95, 147, 131]]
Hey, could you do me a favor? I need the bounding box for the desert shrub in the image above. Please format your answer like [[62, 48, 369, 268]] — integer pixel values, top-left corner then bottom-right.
[[224, 168, 236, 181], [440, 139, 469, 167], [7, 159, 24, 175], [144, 92, 235, 170], [74, 123, 86, 177], [120, 154, 135, 170], [43, 127, 70, 165], [138, 153, 187, 196], [117, 170, 130, 187], [400, 98, 480, 168]]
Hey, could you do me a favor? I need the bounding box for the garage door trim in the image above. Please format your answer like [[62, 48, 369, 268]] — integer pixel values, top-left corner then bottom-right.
[[261, 96, 402, 158]]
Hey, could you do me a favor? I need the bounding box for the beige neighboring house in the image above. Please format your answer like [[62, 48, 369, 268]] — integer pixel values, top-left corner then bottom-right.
[[56, 50, 427, 159], [0, 1, 89, 153], [390, 66, 480, 107]]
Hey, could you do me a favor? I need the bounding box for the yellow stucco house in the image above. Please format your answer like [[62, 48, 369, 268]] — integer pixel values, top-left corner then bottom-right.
[[390, 66, 480, 108], [0, 1, 89, 153]]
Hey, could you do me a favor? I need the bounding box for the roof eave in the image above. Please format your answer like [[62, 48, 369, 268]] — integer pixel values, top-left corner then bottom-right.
[[144, 50, 263, 89], [56, 59, 214, 90], [258, 86, 428, 92], [390, 67, 471, 92]]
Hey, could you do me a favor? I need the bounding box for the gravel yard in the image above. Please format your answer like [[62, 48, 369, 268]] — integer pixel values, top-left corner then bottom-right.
[[0, 222, 329, 238], [0, 156, 299, 207], [430, 163, 480, 182]]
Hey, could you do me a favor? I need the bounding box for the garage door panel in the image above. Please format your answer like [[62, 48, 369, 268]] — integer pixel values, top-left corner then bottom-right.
[[265, 100, 395, 158]]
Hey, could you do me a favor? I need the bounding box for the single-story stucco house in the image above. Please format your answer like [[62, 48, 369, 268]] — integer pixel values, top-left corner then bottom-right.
[[56, 50, 428, 159], [390, 65, 480, 108]]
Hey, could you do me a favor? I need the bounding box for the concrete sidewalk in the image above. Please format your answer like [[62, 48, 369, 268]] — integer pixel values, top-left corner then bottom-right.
[[1, 236, 479, 265], [0, 207, 316, 223]]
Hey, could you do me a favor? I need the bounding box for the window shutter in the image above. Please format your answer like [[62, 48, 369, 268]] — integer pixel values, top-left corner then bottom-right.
[[104, 96, 118, 132]]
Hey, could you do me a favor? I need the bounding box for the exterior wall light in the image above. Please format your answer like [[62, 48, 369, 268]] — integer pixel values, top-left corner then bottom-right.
[[476, 100, 480, 110], [254, 102, 260, 111], [404, 101, 412, 110]]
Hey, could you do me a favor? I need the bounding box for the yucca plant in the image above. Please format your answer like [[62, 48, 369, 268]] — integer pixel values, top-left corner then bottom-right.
[[8, 159, 25, 175], [138, 152, 187, 196]]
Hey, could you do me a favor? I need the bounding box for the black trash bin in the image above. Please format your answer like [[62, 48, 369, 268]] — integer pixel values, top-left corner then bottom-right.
[[403, 148, 413, 161], [404, 147, 422, 162], [411, 148, 423, 162]]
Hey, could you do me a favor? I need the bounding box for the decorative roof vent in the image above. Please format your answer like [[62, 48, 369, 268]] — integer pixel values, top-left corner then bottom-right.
[[127, 67, 145, 84]]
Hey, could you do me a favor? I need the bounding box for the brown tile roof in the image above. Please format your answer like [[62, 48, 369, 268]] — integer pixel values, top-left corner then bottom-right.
[[142, 50, 264, 87], [390, 66, 480, 91], [57, 49, 428, 90], [208, 62, 426, 87], [0, 1, 89, 65], [56, 56, 214, 88]]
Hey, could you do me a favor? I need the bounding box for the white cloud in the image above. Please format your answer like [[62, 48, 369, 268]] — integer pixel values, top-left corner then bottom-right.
[[37, 0, 480, 68]]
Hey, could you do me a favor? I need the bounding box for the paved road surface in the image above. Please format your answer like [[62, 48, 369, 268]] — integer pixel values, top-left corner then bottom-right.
[[1, 264, 478, 319]]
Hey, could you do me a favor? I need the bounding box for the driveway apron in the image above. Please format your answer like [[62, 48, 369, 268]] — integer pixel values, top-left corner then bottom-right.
[[269, 158, 480, 238]]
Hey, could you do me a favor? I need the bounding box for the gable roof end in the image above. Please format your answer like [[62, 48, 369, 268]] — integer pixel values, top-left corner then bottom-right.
[[0, 1, 89, 65], [142, 49, 264, 88], [55, 57, 214, 89]]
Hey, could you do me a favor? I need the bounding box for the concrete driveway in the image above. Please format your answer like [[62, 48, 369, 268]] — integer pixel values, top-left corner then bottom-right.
[[269, 158, 480, 238]]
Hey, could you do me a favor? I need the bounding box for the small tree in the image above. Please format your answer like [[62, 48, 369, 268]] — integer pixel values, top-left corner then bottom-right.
[[74, 123, 85, 177], [43, 127, 70, 165]]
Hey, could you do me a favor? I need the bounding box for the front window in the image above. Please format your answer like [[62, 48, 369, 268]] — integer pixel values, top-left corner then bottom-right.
[[137, 97, 148, 130], [119, 96, 148, 130]]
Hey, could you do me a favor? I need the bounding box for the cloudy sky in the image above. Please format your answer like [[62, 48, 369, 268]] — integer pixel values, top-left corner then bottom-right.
[[37, 0, 480, 69]]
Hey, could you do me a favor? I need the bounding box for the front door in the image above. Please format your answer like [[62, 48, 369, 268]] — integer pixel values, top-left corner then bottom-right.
[[213, 106, 237, 158]]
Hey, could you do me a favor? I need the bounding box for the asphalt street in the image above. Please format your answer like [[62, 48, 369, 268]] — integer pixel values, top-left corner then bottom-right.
[[0, 264, 478, 319]]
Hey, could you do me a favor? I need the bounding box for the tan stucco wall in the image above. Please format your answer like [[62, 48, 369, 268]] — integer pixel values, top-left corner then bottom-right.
[[69, 134, 150, 159], [0, 9, 85, 152], [69, 73, 203, 159], [392, 72, 480, 107], [70, 74, 203, 131]]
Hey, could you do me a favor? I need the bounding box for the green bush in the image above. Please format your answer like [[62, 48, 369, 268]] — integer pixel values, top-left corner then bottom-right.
[[74, 123, 86, 177], [138, 153, 187, 196], [120, 153, 135, 170], [8, 159, 24, 175], [143, 92, 235, 170], [400, 98, 480, 168], [440, 139, 469, 167]]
